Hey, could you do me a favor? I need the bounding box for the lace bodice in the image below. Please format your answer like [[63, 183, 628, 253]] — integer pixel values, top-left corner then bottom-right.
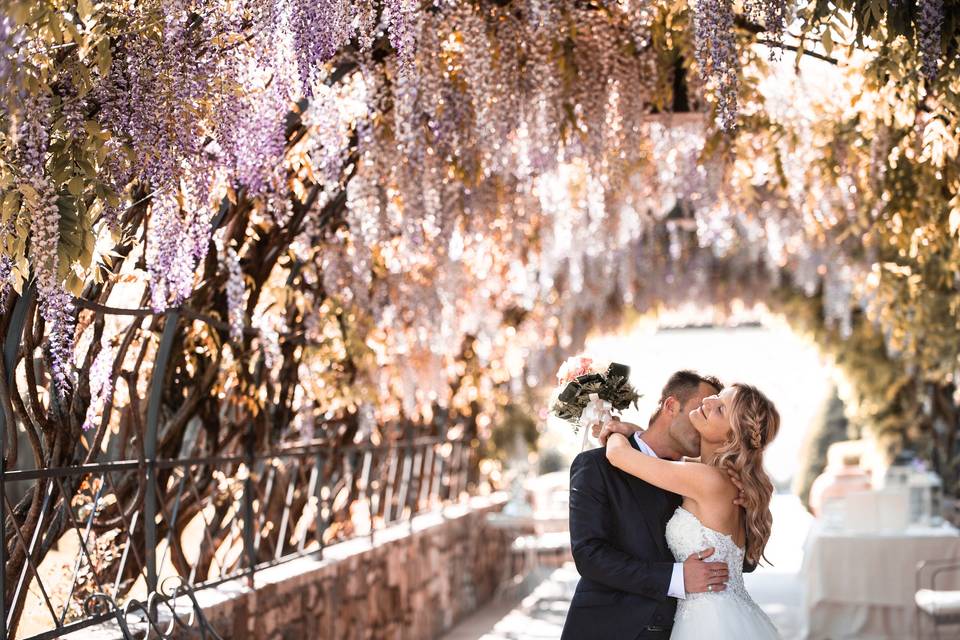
[[664, 506, 781, 638], [665, 506, 749, 604]]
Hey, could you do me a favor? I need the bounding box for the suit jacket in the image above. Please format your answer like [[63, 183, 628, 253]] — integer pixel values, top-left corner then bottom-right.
[[560, 435, 682, 640]]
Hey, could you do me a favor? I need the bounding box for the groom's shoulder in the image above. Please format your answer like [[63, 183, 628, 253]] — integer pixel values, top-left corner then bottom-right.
[[571, 446, 608, 470]]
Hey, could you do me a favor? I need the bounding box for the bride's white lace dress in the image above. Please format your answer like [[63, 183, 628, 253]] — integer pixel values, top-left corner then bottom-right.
[[665, 506, 781, 639]]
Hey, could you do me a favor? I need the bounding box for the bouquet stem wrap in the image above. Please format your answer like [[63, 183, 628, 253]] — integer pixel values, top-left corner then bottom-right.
[[578, 394, 613, 451]]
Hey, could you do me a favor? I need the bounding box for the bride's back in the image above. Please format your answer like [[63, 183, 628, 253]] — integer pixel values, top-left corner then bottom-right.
[[678, 464, 746, 548]]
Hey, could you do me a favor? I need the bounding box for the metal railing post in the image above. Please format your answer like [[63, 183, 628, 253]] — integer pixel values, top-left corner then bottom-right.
[[313, 452, 326, 559], [144, 310, 180, 598], [2, 286, 35, 639], [243, 412, 256, 584], [1, 392, 6, 640]]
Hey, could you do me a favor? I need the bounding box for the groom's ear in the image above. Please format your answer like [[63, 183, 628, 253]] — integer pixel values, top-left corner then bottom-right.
[[663, 396, 680, 417]]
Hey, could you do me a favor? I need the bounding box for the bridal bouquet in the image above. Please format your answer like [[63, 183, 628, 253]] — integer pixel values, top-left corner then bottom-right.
[[550, 355, 640, 450]]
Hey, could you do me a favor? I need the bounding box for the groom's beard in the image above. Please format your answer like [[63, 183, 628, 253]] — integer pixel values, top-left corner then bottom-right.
[[672, 422, 701, 458], [690, 435, 704, 459]]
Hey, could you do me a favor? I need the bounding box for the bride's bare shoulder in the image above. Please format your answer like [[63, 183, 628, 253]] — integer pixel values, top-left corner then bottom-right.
[[679, 459, 738, 498]]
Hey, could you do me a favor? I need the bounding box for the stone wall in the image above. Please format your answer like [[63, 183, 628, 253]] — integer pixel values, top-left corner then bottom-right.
[[154, 494, 513, 640], [73, 493, 577, 640]]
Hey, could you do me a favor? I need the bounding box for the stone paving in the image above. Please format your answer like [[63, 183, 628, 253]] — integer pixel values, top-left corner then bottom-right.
[[442, 494, 811, 640], [441, 565, 578, 640]]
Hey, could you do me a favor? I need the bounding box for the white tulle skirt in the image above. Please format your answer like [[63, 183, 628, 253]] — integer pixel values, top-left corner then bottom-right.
[[671, 592, 781, 640]]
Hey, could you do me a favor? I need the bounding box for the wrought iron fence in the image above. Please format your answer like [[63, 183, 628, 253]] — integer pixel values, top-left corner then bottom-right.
[[1, 268, 484, 640], [1, 432, 476, 640]]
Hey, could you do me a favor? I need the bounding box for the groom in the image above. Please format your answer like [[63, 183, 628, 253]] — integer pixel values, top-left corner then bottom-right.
[[561, 370, 736, 640]]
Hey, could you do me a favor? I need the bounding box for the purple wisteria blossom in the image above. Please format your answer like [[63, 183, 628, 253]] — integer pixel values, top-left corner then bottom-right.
[[227, 75, 292, 196], [60, 78, 88, 142], [306, 83, 352, 184], [288, 0, 351, 97], [82, 335, 118, 431], [19, 93, 76, 394], [183, 158, 217, 268], [351, 0, 379, 52], [94, 41, 135, 226], [225, 246, 245, 343], [213, 3, 293, 198], [744, 0, 790, 60], [0, 235, 11, 310], [385, 0, 419, 72], [100, 3, 217, 188], [692, 0, 739, 131], [918, 0, 943, 82], [0, 13, 16, 82], [146, 187, 199, 313]]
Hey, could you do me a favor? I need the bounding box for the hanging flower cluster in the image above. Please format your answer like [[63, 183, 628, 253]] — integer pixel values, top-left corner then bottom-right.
[[16, 91, 76, 394], [4, 6, 960, 639], [692, 0, 740, 131], [82, 333, 118, 432], [744, 0, 791, 58], [225, 246, 246, 344], [0, 0, 956, 436], [918, 0, 944, 81]]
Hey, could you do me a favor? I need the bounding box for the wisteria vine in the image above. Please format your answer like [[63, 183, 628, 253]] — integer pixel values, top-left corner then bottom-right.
[[0, 0, 955, 447]]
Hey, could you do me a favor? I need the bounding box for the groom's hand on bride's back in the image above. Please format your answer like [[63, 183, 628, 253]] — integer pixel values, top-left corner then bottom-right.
[[592, 417, 642, 445], [683, 547, 729, 594]]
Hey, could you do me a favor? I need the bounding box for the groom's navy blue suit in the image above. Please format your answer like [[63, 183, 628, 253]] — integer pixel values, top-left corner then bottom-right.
[[561, 435, 682, 640]]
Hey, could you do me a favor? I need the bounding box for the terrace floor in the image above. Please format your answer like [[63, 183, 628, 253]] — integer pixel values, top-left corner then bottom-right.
[[442, 494, 811, 640]]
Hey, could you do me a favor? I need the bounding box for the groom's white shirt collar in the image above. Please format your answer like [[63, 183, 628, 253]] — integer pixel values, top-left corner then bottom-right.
[[633, 432, 659, 458]]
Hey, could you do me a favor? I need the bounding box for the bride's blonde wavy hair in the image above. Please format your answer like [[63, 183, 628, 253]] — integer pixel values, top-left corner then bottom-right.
[[710, 383, 780, 566]]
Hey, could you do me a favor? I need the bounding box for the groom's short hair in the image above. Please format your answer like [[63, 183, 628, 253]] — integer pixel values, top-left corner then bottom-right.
[[650, 370, 724, 424]]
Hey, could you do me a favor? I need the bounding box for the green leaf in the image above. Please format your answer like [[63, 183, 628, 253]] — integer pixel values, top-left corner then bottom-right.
[[97, 38, 112, 76], [79, 234, 94, 269], [51, 155, 73, 185], [18, 182, 39, 204], [77, 0, 94, 22], [83, 119, 103, 137], [67, 176, 85, 197], [2, 191, 21, 222], [9, 4, 29, 23], [822, 28, 834, 55], [62, 18, 81, 44], [76, 158, 97, 178], [65, 271, 84, 296], [45, 13, 64, 44]]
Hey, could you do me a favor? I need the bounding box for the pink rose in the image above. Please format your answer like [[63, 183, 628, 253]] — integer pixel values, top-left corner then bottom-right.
[[557, 355, 595, 384]]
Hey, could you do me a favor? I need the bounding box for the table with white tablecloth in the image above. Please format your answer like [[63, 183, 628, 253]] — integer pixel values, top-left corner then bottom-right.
[[802, 522, 960, 639]]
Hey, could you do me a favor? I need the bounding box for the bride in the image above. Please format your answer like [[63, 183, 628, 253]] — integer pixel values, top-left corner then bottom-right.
[[605, 382, 781, 639]]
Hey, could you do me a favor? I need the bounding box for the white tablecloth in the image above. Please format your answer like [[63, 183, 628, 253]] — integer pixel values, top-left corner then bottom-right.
[[802, 522, 960, 639]]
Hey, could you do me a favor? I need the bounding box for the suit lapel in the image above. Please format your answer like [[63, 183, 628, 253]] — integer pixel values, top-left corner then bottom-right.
[[620, 433, 671, 557]]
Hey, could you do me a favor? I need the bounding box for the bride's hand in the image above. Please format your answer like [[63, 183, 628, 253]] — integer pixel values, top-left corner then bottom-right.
[[605, 432, 628, 446], [593, 417, 642, 445]]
